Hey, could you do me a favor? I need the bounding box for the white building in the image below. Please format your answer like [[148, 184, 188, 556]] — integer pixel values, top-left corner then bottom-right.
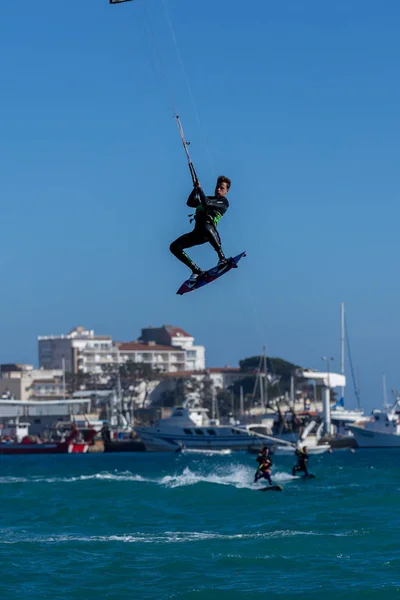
[[38, 324, 205, 375], [38, 326, 117, 374], [138, 325, 205, 371], [117, 342, 187, 373]]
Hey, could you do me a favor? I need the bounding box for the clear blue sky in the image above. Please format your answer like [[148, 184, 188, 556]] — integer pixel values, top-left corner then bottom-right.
[[0, 0, 399, 411]]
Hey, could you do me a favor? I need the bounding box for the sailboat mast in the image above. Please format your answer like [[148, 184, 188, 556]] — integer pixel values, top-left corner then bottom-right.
[[240, 385, 244, 415], [263, 344, 268, 409], [340, 302, 345, 400], [382, 374, 387, 408]]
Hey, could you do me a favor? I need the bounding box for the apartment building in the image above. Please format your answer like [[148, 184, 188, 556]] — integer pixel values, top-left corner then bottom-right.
[[38, 325, 205, 375]]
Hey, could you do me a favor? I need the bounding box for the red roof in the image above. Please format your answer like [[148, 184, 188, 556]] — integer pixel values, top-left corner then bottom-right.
[[164, 326, 192, 339], [118, 343, 184, 352]]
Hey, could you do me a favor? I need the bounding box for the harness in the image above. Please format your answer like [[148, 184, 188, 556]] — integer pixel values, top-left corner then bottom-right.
[[188, 204, 223, 227], [258, 459, 272, 472]]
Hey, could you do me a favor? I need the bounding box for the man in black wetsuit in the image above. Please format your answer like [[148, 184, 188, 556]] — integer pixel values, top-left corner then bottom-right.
[[169, 175, 230, 284], [254, 447, 273, 486], [292, 446, 309, 477]]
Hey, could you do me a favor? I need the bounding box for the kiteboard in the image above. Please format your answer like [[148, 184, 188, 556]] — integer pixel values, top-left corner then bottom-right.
[[258, 485, 283, 492], [176, 251, 246, 295], [301, 474, 316, 480]]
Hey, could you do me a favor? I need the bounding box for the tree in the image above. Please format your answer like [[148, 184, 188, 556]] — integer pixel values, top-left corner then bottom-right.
[[65, 371, 98, 396], [233, 356, 301, 404], [102, 360, 163, 408]]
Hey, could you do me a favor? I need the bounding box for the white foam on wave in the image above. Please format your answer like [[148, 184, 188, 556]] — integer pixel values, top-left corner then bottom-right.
[[181, 449, 232, 456], [1, 529, 358, 545], [0, 472, 150, 484], [273, 472, 300, 482], [160, 465, 256, 489], [159, 465, 296, 490], [0, 464, 298, 489]]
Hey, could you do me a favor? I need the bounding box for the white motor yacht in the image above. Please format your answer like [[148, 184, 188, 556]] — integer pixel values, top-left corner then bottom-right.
[[347, 399, 400, 448], [135, 405, 271, 452]]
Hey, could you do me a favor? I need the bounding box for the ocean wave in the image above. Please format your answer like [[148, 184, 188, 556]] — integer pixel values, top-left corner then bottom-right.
[[1, 529, 360, 545], [159, 465, 298, 489], [0, 465, 298, 489], [0, 472, 149, 484]]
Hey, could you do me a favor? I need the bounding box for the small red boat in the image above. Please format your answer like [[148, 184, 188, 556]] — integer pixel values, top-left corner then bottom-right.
[[0, 425, 97, 455]]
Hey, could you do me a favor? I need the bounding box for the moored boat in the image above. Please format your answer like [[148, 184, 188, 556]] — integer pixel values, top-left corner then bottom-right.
[[0, 424, 97, 455], [135, 405, 273, 452], [347, 398, 400, 448]]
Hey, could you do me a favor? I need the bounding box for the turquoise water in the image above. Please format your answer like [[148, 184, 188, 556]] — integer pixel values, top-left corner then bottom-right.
[[1, 449, 399, 599]]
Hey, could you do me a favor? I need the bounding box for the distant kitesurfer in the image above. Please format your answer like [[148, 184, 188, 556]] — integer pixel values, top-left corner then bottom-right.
[[254, 446, 273, 486], [292, 445, 309, 477], [170, 177, 230, 284]]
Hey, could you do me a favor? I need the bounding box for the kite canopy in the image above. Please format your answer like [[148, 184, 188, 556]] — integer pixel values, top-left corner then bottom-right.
[[110, 0, 133, 4]]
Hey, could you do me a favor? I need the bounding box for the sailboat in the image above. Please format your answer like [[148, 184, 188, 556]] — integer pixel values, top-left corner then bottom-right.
[[328, 303, 365, 427]]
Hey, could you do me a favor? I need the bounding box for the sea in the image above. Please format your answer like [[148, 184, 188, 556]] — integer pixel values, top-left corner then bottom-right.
[[1, 448, 399, 599]]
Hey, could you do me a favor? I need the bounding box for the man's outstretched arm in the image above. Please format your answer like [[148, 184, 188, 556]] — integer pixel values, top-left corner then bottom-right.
[[196, 185, 228, 212]]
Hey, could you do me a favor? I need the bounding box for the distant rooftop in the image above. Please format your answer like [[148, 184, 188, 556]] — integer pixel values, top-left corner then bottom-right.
[[38, 326, 112, 341], [117, 342, 184, 352], [138, 325, 194, 348], [163, 325, 192, 339]]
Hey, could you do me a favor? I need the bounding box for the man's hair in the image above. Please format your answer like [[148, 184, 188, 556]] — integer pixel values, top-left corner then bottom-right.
[[217, 175, 231, 190]]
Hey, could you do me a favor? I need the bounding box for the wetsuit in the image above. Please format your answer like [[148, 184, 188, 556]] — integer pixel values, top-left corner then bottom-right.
[[254, 456, 273, 485], [256, 449, 268, 466], [170, 187, 229, 274], [292, 449, 309, 477]]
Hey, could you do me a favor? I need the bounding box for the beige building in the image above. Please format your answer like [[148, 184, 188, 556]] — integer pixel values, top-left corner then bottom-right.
[[0, 364, 65, 401]]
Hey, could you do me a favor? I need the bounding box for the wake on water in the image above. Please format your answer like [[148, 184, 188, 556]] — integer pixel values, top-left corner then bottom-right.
[[0, 463, 300, 489], [0, 472, 148, 484], [160, 464, 301, 489]]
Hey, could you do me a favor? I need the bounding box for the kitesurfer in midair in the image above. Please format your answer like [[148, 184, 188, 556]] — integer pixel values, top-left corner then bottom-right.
[[170, 176, 230, 284]]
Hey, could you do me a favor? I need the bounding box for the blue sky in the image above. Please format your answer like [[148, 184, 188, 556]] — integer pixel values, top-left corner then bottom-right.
[[0, 0, 399, 411]]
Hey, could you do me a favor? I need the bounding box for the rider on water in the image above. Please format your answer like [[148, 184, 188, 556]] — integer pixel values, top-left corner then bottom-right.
[[292, 445, 309, 477], [170, 176, 230, 284], [254, 446, 273, 486]]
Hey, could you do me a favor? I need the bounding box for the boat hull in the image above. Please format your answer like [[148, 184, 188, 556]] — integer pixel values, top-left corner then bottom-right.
[[273, 445, 331, 456], [103, 440, 146, 453], [136, 431, 264, 453], [0, 442, 90, 455], [347, 425, 400, 448]]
